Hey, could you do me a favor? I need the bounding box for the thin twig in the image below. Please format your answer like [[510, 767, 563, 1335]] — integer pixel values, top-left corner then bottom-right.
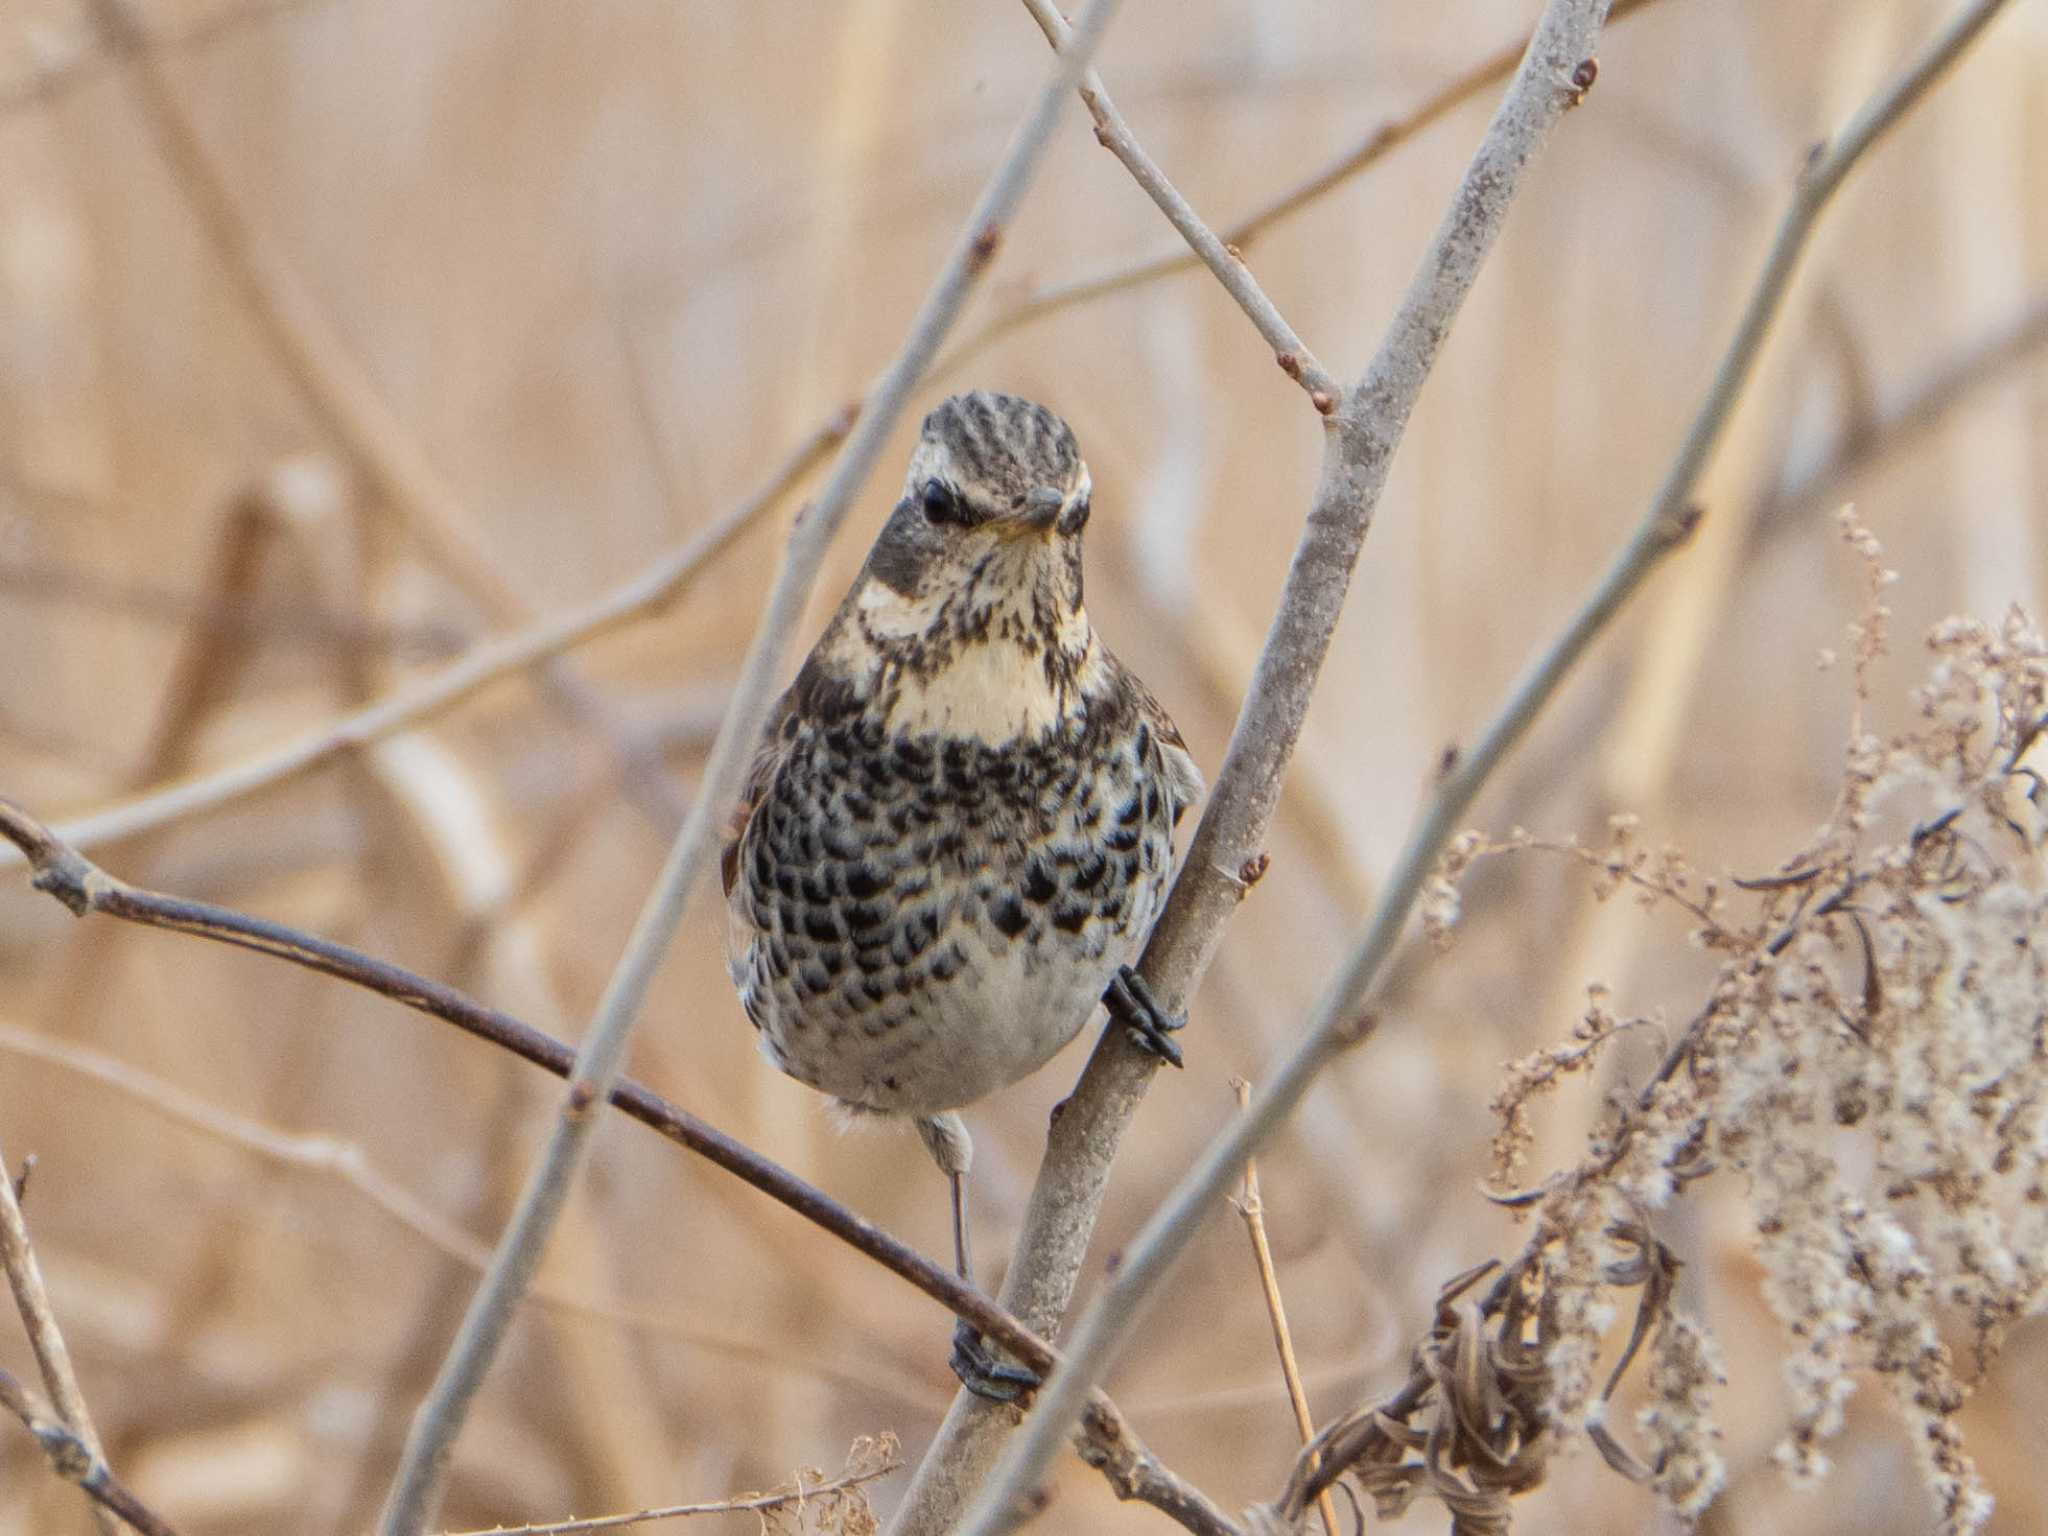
[[1071, 1399, 1244, 1536], [431, 1446, 902, 1535], [954, 1, 2012, 1525], [0, 1135, 123, 1536], [1019, 0, 1337, 404], [897, 4, 1619, 1531], [932, 0, 1670, 384], [1231, 1081, 1337, 1536], [0, 1367, 180, 1536], [0, 417, 843, 873], [129, 475, 332, 786]]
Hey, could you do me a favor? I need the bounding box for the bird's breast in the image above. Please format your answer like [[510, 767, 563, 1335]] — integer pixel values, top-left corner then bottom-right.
[[883, 636, 1103, 745]]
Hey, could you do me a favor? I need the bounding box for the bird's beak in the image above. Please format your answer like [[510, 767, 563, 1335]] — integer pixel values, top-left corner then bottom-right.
[[1016, 485, 1067, 536]]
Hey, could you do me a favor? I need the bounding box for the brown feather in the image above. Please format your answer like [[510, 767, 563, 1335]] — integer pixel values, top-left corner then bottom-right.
[[720, 687, 797, 899]]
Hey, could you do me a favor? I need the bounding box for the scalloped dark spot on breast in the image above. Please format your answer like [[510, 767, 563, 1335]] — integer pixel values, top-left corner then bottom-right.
[[846, 899, 891, 933], [990, 893, 1030, 938]]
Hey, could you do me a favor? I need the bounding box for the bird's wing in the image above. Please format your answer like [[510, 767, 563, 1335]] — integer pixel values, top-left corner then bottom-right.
[[1153, 709, 1206, 826], [1117, 658, 1204, 824], [720, 684, 797, 901]]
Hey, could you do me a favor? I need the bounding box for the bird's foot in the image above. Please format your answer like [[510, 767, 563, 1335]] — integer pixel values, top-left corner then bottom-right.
[[1103, 966, 1185, 1068], [951, 1319, 1041, 1405]]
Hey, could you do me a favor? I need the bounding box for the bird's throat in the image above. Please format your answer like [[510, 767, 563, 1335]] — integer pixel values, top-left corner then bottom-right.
[[881, 633, 1101, 744]]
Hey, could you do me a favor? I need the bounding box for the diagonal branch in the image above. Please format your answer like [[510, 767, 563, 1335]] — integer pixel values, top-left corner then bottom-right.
[[954, 0, 2015, 1526], [890, 3, 1615, 1529], [0, 1018, 925, 1408], [0, 1134, 123, 1536], [1749, 286, 2048, 546], [1019, 0, 1337, 403], [933, 0, 1671, 384], [0, 1366, 180, 1536], [430, 1440, 903, 1536], [82, 0, 536, 617], [1232, 1080, 1338, 1536]]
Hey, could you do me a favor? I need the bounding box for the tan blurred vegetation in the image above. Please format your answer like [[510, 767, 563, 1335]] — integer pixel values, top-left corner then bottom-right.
[[1, 1, 2045, 1531]]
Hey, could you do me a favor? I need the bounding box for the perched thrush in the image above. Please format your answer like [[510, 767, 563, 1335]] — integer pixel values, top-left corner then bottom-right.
[[722, 390, 1202, 1397]]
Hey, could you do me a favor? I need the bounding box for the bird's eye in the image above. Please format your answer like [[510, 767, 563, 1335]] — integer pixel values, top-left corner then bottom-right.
[[921, 480, 967, 525]]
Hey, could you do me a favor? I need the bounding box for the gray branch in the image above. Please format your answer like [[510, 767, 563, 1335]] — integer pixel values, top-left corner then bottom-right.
[[0, 1367, 178, 1536], [952, 0, 2014, 1527], [372, 4, 1128, 1530], [1018, 0, 1338, 403], [0, 1139, 123, 1536], [889, 4, 1614, 1530]]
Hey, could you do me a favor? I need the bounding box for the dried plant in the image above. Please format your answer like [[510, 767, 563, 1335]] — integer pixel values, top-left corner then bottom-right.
[[1267, 509, 2048, 1533], [751, 1434, 900, 1536]]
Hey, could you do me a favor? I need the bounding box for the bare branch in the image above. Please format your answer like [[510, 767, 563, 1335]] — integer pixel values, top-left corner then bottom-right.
[[895, 4, 1618, 1529], [1019, 0, 1337, 403], [1071, 1399, 1244, 1536], [0, 1135, 123, 1536], [953, 1, 2013, 1526], [1231, 1081, 1337, 1536], [0, 415, 843, 873], [0, 1367, 180, 1536], [0, 551, 462, 657], [0, 0, 338, 117], [431, 1436, 902, 1535], [933, 0, 1671, 383]]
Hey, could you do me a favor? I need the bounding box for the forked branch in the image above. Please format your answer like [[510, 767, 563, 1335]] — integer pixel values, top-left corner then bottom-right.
[[0, 1367, 179, 1536], [891, 3, 1617, 1527], [955, 0, 2014, 1527]]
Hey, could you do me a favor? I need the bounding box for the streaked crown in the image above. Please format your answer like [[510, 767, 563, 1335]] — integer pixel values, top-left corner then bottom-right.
[[905, 391, 1089, 525]]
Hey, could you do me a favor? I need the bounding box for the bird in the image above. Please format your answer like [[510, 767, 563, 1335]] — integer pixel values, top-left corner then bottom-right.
[[721, 389, 1203, 1398]]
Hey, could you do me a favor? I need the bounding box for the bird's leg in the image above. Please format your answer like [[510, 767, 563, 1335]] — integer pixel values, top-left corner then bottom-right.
[[1103, 965, 1186, 1068], [917, 1112, 1040, 1404]]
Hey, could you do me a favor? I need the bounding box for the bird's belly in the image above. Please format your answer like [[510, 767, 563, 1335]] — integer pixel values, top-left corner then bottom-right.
[[732, 713, 1181, 1119], [750, 911, 1133, 1117]]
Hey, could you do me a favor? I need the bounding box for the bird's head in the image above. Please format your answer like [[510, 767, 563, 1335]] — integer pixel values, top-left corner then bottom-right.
[[853, 390, 1093, 649]]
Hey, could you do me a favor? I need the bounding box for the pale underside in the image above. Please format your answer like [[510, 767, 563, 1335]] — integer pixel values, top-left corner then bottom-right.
[[726, 613, 1199, 1121]]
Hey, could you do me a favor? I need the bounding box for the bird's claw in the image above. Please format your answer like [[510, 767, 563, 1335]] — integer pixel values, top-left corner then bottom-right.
[[1103, 966, 1185, 1068], [951, 1319, 1041, 1404]]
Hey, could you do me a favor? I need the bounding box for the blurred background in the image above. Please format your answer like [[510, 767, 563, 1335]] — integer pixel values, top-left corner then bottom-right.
[[1, 0, 2044, 1531]]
